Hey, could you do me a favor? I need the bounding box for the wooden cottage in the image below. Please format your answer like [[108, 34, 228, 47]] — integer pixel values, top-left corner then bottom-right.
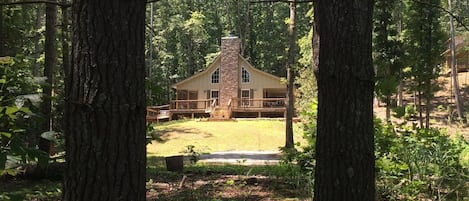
[[443, 34, 469, 74], [168, 36, 288, 120]]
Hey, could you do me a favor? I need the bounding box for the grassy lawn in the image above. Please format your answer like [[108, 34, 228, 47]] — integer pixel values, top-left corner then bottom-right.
[[147, 119, 306, 157], [2, 119, 310, 200]]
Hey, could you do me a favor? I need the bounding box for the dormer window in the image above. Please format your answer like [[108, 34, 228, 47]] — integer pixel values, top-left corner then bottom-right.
[[211, 68, 219, 84], [241, 67, 250, 83]]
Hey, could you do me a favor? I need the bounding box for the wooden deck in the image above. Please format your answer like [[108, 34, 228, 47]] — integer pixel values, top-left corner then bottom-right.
[[146, 105, 171, 123], [147, 98, 288, 122]]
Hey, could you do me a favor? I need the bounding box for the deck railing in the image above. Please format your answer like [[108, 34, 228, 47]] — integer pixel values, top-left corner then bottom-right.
[[169, 98, 286, 111], [170, 99, 214, 110], [231, 98, 286, 109]]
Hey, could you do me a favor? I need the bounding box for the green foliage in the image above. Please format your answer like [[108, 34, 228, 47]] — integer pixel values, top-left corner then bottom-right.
[[373, 0, 404, 104], [392, 104, 418, 120], [0, 56, 48, 176], [181, 145, 201, 164], [375, 119, 469, 200], [290, 105, 469, 200], [402, 0, 446, 126], [280, 100, 317, 198], [146, 1, 311, 105]]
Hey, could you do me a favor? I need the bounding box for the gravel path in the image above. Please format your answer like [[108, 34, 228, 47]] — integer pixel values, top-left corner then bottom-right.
[[199, 151, 281, 165]]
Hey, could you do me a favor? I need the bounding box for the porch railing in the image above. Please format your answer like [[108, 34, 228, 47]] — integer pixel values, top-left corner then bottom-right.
[[170, 99, 214, 110], [231, 98, 286, 109]]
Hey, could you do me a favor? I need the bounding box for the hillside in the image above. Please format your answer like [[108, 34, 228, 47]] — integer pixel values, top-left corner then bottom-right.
[[374, 71, 469, 139]]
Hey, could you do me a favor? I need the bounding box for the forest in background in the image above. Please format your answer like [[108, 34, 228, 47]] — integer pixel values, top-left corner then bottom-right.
[[1, 0, 469, 200]]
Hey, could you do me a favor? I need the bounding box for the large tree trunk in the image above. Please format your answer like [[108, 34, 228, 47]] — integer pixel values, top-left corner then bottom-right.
[[39, 2, 58, 155], [314, 0, 375, 200], [285, 1, 296, 149], [63, 0, 147, 200]]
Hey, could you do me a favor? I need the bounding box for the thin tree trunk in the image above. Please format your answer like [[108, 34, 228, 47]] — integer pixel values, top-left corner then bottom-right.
[[148, 2, 154, 105], [285, 1, 296, 149], [61, 0, 70, 80], [32, 4, 43, 77], [312, 6, 319, 77], [448, 0, 467, 125], [418, 87, 424, 128], [385, 95, 391, 123], [39, 2, 58, 155], [314, 0, 375, 200], [397, 80, 404, 106], [425, 80, 431, 128], [63, 0, 147, 200], [397, 0, 404, 107], [0, 5, 4, 56]]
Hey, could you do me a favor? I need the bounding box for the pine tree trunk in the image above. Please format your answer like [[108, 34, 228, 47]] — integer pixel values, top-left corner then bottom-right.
[[418, 88, 424, 128], [32, 4, 43, 77], [0, 5, 4, 56], [385, 96, 391, 123], [39, 2, 58, 155], [63, 1, 147, 200], [61, 0, 70, 82], [285, 2, 296, 149], [314, 0, 375, 200], [448, 0, 467, 125], [425, 80, 431, 128], [397, 80, 403, 107]]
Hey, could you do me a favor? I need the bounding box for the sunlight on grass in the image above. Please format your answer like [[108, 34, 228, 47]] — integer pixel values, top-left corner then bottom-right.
[[147, 119, 306, 157]]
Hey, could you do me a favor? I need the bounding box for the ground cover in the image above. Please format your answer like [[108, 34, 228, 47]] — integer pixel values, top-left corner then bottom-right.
[[147, 119, 306, 157], [0, 157, 311, 201]]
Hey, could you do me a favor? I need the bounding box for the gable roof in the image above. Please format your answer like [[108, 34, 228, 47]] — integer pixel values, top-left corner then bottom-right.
[[172, 54, 283, 89]]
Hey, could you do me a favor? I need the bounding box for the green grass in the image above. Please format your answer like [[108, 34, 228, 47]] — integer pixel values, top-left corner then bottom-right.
[[0, 179, 61, 201], [147, 119, 306, 157]]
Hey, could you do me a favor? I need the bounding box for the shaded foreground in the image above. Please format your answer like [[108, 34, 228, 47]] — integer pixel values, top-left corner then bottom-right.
[[146, 157, 311, 200], [1, 158, 311, 201]]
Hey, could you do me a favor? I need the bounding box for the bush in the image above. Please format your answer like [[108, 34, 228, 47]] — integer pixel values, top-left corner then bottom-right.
[[375, 120, 469, 200], [0, 56, 48, 176]]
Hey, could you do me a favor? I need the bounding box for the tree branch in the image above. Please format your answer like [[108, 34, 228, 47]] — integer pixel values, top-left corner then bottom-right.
[[249, 0, 313, 4], [0, 0, 69, 7], [411, 0, 469, 32]]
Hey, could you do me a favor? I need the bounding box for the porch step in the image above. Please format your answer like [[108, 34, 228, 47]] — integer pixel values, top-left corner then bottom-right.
[[210, 107, 231, 120]]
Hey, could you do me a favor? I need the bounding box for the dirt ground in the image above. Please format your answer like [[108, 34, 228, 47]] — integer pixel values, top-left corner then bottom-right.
[[374, 71, 469, 139], [145, 168, 311, 201]]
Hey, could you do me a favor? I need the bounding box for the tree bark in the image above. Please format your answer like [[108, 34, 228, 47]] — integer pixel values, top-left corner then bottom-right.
[[0, 5, 4, 56], [63, 0, 147, 200], [285, 1, 296, 149], [448, 0, 467, 125], [314, 0, 375, 200], [39, 2, 58, 154], [61, 0, 70, 82], [32, 4, 43, 77]]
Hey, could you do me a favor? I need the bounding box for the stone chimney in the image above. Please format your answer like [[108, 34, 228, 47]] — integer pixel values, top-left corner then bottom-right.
[[220, 35, 240, 108]]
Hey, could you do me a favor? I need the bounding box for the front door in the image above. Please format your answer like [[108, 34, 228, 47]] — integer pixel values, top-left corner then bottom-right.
[[241, 89, 250, 106], [211, 90, 219, 106]]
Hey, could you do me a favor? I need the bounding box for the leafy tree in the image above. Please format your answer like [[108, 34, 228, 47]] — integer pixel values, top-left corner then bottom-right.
[[63, 0, 147, 200], [373, 0, 404, 123], [313, 0, 375, 200], [404, 0, 446, 128], [0, 56, 48, 176]]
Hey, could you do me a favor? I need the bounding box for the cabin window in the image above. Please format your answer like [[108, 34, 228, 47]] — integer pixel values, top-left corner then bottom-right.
[[211, 68, 220, 84], [241, 67, 250, 83]]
